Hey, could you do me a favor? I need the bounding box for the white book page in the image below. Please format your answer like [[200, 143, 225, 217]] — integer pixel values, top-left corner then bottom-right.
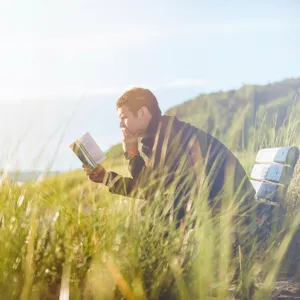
[[78, 132, 106, 164]]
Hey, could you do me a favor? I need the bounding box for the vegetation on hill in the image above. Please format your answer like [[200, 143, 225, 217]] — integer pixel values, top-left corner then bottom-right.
[[166, 77, 300, 152]]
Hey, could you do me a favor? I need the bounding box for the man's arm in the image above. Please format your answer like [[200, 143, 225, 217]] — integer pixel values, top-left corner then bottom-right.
[[127, 153, 146, 178], [106, 154, 147, 197], [83, 162, 146, 198], [103, 126, 149, 197], [83, 126, 148, 198]]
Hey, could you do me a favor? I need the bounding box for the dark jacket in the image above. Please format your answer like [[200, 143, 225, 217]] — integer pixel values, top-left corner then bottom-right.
[[105, 114, 256, 222]]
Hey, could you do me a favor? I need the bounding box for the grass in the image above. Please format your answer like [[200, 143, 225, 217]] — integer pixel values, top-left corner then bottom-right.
[[1, 112, 300, 300]]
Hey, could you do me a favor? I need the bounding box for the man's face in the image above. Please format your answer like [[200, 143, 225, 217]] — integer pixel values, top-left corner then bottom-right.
[[117, 105, 143, 136]]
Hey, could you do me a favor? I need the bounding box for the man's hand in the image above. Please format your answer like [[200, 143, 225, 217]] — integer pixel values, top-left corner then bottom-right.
[[122, 128, 139, 158], [82, 164, 109, 184]]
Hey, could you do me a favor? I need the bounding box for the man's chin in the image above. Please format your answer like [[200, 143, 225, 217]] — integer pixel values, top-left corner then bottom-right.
[[135, 130, 146, 138]]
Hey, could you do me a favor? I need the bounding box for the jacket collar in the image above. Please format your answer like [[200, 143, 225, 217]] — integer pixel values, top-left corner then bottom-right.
[[141, 113, 161, 157]]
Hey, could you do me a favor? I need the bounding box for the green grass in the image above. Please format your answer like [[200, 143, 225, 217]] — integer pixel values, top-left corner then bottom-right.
[[1, 114, 300, 300]]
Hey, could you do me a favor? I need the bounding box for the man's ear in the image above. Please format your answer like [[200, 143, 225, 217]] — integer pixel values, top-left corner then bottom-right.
[[138, 106, 150, 119]]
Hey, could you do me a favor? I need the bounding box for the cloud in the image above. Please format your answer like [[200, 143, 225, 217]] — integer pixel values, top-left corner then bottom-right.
[[0, 86, 123, 103], [1, 18, 298, 102], [151, 78, 207, 92], [0, 79, 208, 103], [2, 20, 298, 51], [163, 78, 206, 89], [0, 29, 166, 53]]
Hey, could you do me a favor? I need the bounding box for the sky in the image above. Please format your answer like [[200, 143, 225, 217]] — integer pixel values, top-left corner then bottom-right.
[[0, 0, 299, 171]]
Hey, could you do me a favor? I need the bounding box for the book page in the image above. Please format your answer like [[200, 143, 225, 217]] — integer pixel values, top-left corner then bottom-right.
[[78, 132, 106, 165], [70, 132, 106, 168]]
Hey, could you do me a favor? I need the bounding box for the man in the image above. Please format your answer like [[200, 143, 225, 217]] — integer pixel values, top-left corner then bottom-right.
[[83, 87, 256, 228]]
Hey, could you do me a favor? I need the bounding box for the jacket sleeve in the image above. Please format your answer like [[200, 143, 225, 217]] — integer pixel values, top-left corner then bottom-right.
[[105, 154, 147, 198]]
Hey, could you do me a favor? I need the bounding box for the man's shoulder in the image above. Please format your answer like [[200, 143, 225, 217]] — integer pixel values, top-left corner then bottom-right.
[[160, 115, 229, 151], [160, 114, 194, 130], [160, 115, 205, 136]]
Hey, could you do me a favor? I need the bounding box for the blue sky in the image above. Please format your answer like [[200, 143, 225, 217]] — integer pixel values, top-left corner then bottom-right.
[[0, 0, 299, 171]]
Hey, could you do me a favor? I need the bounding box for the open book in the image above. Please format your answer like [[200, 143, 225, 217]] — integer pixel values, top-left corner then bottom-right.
[[70, 132, 106, 168]]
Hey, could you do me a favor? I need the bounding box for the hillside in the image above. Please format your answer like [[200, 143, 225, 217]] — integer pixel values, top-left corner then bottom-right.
[[166, 77, 300, 150]]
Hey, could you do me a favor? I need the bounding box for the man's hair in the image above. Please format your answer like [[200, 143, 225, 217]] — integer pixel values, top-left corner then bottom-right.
[[116, 87, 161, 116]]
